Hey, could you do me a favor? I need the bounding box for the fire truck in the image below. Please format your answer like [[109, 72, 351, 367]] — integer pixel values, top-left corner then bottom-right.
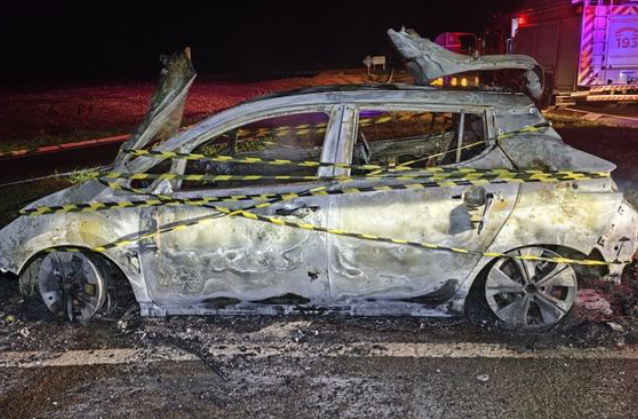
[[437, 0, 638, 102], [506, 0, 638, 102]]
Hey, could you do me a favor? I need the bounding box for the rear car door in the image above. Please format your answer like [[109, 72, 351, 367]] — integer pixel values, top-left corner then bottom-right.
[[136, 106, 341, 312], [326, 105, 519, 308]]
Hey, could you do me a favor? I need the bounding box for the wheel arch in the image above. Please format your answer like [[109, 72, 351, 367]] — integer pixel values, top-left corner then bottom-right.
[[463, 244, 584, 331], [17, 245, 140, 304], [457, 243, 597, 315]]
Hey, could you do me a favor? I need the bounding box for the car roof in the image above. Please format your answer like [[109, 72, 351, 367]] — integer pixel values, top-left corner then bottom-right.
[[242, 84, 434, 103], [119, 83, 540, 174], [241, 83, 526, 106], [231, 83, 534, 114]]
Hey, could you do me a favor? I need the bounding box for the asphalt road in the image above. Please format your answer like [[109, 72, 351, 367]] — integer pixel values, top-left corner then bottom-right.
[[0, 267, 636, 419], [1, 316, 638, 419]]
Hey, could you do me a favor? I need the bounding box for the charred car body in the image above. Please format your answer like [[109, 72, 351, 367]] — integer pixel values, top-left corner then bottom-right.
[[0, 30, 636, 330]]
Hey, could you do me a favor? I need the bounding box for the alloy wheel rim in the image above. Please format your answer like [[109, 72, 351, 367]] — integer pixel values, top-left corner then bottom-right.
[[485, 248, 577, 328]]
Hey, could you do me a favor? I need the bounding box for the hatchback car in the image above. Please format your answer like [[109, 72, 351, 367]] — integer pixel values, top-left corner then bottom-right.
[[1, 29, 636, 330]]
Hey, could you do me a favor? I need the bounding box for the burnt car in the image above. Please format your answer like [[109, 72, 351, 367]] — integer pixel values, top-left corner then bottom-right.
[[0, 30, 636, 330]]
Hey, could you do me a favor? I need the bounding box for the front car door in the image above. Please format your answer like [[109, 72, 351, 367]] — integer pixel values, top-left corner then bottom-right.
[[136, 105, 343, 314], [326, 104, 519, 315]]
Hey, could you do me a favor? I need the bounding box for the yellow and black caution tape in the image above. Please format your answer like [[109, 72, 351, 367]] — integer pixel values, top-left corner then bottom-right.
[[124, 123, 552, 174], [32, 121, 621, 266], [32, 170, 620, 266], [21, 123, 561, 216], [21, 182, 310, 216], [91, 168, 608, 184], [42, 193, 625, 267], [124, 145, 481, 173], [19, 176, 503, 216], [46, 181, 338, 253], [237, 124, 326, 139], [22, 169, 609, 217], [233, 112, 433, 139]]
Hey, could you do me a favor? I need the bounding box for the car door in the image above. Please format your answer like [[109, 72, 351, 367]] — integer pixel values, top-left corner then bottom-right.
[[326, 105, 520, 305], [137, 106, 343, 310]]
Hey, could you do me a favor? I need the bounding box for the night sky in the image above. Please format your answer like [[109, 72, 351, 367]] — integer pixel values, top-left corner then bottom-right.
[[2, 1, 512, 82]]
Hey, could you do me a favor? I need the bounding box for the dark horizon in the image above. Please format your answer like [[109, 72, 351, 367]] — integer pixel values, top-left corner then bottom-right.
[[1, 0, 512, 83]]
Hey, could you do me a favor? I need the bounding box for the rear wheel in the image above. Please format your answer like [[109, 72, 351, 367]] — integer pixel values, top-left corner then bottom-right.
[[484, 247, 577, 330], [37, 252, 107, 323]]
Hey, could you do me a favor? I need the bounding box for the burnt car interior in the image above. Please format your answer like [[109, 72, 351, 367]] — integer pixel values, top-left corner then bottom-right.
[[352, 110, 487, 173], [182, 111, 330, 189], [131, 108, 489, 191]]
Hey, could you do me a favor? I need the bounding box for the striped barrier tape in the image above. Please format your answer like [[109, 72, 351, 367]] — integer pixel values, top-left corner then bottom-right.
[[124, 143, 482, 173], [45, 180, 342, 253], [31, 174, 622, 265], [234, 112, 434, 139], [238, 124, 326, 139], [42, 187, 624, 267], [27, 170, 622, 266], [91, 169, 608, 184], [21, 170, 608, 216], [124, 123, 552, 174], [18, 122, 567, 216], [25, 122, 621, 266]]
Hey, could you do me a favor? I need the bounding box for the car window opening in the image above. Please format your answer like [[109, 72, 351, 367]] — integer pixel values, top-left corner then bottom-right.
[[180, 111, 330, 190], [352, 110, 486, 175], [130, 158, 173, 190]]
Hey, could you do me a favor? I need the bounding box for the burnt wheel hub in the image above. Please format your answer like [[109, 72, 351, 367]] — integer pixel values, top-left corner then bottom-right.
[[37, 252, 106, 323]]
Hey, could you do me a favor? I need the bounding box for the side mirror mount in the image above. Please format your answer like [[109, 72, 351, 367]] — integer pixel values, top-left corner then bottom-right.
[[463, 186, 487, 208]]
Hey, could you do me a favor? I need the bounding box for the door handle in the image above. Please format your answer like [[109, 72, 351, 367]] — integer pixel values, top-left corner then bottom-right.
[[453, 186, 499, 235], [275, 205, 320, 217], [478, 196, 494, 235]]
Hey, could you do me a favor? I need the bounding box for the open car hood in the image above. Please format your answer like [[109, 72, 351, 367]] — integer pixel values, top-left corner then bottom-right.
[[115, 48, 196, 165], [388, 28, 543, 100]]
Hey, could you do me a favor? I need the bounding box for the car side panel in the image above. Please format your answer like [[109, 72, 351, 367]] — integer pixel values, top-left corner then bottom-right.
[[137, 190, 331, 309], [452, 180, 637, 313], [326, 182, 520, 307]]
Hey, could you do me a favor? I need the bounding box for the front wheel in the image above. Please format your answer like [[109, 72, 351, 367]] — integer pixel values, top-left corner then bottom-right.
[[37, 252, 107, 323], [484, 247, 577, 330]]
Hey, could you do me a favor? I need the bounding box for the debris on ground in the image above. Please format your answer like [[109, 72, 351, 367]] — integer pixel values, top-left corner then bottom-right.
[[476, 374, 490, 382], [606, 322, 624, 333], [0, 260, 638, 357], [576, 289, 613, 317], [116, 305, 139, 333]]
